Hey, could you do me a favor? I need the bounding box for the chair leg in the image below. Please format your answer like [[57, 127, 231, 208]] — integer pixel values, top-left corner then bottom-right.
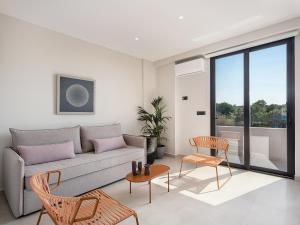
[[36, 207, 44, 225], [215, 166, 220, 190], [179, 159, 183, 177], [227, 161, 232, 176], [134, 213, 140, 225], [225, 153, 232, 176], [149, 180, 151, 204]]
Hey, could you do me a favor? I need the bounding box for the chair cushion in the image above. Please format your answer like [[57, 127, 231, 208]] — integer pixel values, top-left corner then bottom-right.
[[80, 123, 122, 152], [24, 146, 145, 190], [93, 136, 127, 154], [18, 141, 75, 166], [10, 126, 82, 154]]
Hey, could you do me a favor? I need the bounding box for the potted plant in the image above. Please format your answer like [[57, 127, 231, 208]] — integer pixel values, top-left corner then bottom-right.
[[137, 96, 171, 162]]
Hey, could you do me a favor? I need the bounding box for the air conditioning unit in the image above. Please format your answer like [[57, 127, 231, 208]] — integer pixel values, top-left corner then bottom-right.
[[175, 57, 205, 77]]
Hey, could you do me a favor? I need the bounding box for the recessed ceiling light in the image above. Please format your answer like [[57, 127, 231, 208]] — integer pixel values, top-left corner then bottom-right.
[[178, 16, 184, 20], [134, 37, 139, 41]]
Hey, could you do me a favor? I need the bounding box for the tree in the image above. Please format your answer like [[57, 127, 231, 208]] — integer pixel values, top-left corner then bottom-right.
[[216, 102, 234, 116], [216, 100, 286, 128], [233, 106, 244, 125], [251, 100, 267, 127]]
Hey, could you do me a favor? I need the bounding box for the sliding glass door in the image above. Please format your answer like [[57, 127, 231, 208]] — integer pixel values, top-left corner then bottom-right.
[[214, 53, 245, 166], [211, 38, 295, 177], [249, 44, 288, 171]]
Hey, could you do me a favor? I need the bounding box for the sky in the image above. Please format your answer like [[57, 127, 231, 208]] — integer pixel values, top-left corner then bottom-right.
[[216, 44, 287, 105]]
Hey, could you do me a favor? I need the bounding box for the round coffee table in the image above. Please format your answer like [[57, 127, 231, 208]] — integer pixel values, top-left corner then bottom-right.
[[126, 164, 170, 203]]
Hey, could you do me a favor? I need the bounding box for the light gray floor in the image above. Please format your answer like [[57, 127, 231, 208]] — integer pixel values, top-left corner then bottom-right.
[[0, 156, 300, 225]]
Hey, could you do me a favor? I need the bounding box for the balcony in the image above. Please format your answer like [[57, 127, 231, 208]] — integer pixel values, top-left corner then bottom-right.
[[217, 126, 287, 171]]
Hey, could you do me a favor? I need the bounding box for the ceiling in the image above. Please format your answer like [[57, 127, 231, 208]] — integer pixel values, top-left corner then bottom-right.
[[0, 0, 300, 61]]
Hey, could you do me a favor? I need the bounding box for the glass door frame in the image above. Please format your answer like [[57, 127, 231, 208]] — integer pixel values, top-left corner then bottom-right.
[[210, 37, 295, 178]]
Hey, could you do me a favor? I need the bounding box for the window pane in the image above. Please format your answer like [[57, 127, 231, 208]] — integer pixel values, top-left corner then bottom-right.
[[215, 53, 244, 165], [249, 44, 287, 171]]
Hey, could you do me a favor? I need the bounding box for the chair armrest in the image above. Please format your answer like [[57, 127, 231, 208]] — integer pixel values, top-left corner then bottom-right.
[[46, 170, 61, 192], [123, 134, 146, 149], [71, 196, 99, 223], [3, 148, 24, 217]]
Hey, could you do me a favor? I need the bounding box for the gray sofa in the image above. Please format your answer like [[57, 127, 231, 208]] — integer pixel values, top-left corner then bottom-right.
[[3, 123, 146, 218]]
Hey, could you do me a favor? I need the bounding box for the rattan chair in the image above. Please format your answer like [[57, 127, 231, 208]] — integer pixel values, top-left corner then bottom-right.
[[30, 170, 139, 225], [179, 136, 232, 190]]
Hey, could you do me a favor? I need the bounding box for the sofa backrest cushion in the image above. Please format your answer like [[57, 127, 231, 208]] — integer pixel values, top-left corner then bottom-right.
[[18, 141, 75, 166], [92, 136, 127, 154], [81, 123, 122, 152], [10, 126, 82, 154]]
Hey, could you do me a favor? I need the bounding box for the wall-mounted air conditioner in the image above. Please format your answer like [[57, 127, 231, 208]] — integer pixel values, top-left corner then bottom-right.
[[175, 57, 205, 77]]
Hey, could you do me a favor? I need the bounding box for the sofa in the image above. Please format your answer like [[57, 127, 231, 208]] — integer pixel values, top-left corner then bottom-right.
[[3, 123, 146, 218]]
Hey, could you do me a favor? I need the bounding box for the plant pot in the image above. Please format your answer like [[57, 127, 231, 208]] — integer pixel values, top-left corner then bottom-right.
[[147, 151, 157, 165], [156, 145, 166, 159], [146, 137, 157, 154], [146, 137, 157, 164]]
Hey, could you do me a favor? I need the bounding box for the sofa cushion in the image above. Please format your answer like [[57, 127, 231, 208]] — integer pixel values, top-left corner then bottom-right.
[[24, 146, 145, 190], [93, 136, 127, 154], [10, 126, 82, 154], [80, 123, 122, 152], [18, 141, 75, 166]]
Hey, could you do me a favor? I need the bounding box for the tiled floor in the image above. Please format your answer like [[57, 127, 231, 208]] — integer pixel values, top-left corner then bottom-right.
[[0, 156, 300, 225], [225, 151, 287, 171]]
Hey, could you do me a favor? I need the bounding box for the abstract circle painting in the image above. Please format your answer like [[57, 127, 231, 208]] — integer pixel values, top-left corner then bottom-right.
[[66, 84, 90, 108], [57, 75, 95, 114]]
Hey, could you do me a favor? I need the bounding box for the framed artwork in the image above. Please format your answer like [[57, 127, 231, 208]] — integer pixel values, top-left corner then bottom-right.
[[57, 75, 95, 114]]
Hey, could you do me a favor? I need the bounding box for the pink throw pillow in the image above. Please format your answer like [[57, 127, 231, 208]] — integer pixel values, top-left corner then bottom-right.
[[18, 141, 75, 166], [92, 136, 127, 153]]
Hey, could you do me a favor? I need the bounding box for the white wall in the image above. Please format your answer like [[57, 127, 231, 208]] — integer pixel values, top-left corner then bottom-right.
[[175, 60, 210, 155], [156, 64, 175, 155], [142, 60, 157, 111], [0, 14, 157, 190]]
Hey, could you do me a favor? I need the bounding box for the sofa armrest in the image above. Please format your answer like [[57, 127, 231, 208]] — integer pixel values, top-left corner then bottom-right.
[[123, 134, 146, 150], [3, 147, 24, 218]]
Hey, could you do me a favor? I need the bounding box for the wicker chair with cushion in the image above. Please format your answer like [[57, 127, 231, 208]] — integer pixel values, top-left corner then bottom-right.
[[179, 136, 232, 190], [30, 170, 139, 225]]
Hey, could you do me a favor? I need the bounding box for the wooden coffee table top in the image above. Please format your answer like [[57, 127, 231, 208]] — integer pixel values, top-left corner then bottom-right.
[[126, 164, 170, 183]]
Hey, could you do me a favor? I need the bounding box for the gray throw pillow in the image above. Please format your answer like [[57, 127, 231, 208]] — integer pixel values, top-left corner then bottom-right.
[[80, 123, 122, 152], [10, 125, 82, 154]]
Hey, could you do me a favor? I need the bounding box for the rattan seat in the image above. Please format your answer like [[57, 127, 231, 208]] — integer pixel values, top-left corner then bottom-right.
[[179, 136, 232, 190]]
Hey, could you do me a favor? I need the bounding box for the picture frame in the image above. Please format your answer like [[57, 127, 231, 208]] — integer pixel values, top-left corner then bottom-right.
[[56, 75, 95, 115]]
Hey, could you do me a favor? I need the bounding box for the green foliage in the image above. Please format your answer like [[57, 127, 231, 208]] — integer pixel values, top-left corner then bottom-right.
[[216, 100, 286, 128], [137, 96, 171, 145], [216, 102, 234, 116]]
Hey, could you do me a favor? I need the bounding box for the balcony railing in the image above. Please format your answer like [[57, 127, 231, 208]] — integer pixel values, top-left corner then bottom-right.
[[216, 126, 287, 171]]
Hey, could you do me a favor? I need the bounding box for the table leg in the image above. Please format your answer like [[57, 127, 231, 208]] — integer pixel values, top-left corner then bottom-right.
[[149, 180, 151, 203], [130, 181, 132, 194], [168, 172, 170, 192]]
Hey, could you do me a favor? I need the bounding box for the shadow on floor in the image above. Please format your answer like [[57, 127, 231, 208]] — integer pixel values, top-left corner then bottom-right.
[[156, 167, 244, 195]]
